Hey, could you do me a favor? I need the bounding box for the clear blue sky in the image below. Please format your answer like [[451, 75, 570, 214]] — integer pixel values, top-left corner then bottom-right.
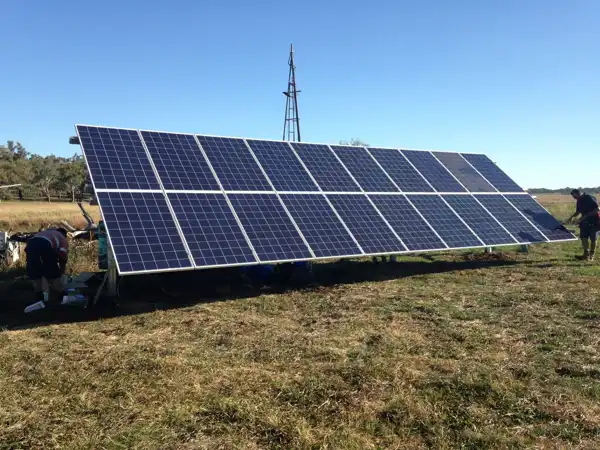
[[2, 0, 598, 189]]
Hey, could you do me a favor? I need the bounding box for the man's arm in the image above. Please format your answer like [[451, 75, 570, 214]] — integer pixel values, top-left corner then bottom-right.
[[57, 248, 68, 274], [566, 211, 581, 223]]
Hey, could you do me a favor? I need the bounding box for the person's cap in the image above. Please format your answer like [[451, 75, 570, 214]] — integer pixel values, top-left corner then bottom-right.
[[571, 189, 581, 196]]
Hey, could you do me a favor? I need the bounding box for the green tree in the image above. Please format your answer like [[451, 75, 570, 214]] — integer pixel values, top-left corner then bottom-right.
[[30, 155, 61, 202], [1, 141, 29, 161], [58, 154, 87, 202], [339, 138, 369, 147]]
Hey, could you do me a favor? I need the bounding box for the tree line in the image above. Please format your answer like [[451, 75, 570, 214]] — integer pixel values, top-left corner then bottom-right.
[[528, 187, 600, 194], [0, 141, 87, 202]]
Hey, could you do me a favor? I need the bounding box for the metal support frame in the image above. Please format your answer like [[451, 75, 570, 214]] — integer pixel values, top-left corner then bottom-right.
[[93, 233, 118, 305], [107, 243, 118, 297], [283, 44, 301, 142]]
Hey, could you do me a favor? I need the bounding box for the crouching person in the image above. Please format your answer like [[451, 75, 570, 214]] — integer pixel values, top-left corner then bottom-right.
[[25, 227, 69, 305]]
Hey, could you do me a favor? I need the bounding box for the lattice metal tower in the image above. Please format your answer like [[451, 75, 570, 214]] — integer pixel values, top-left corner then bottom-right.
[[282, 44, 301, 142]]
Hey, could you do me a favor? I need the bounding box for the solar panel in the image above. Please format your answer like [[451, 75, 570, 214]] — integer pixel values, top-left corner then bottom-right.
[[140, 131, 219, 191], [442, 195, 517, 246], [168, 193, 257, 267], [504, 195, 575, 241], [433, 152, 496, 192], [77, 125, 160, 190], [97, 191, 192, 274], [280, 194, 363, 258], [196, 136, 272, 191], [227, 193, 313, 262], [291, 143, 361, 192], [401, 151, 466, 192], [369, 195, 447, 251], [330, 145, 398, 192], [475, 195, 547, 243], [246, 139, 318, 191], [79, 125, 575, 276], [367, 148, 434, 192], [327, 195, 406, 254], [461, 154, 524, 192], [408, 195, 483, 248]]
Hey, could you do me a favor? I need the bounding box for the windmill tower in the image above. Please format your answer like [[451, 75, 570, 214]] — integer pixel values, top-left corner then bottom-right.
[[282, 44, 301, 142]]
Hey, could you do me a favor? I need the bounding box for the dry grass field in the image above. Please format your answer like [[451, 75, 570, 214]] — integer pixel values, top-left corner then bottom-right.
[[1, 195, 599, 449], [0, 201, 101, 231]]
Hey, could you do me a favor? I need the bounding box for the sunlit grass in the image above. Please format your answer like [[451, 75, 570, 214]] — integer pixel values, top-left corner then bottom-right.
[[0, 201, 101, 231], [1, 194, 597, 449]]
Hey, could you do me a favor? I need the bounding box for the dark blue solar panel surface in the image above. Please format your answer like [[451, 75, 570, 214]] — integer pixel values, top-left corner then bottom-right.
[[246, 140, 318, 191], [97, 192, 192, 274], [82, 125, 570, 272], [461, 154, 524, 192], [326, 195, 406, 254], [168, 193, 256, 267], [505, 195, 576, 241], [368, 148, 434, 192], [401, 151, 466, 192], [281, 194, 362, 258], [196, 136, 271, 191], [443, 195, 516, 245], [408, 195, 482, 248], [330, 145, 398, 192], [227, 194, 313, 262], [291, 143, 361, 192], [77, 126, 160, 190], [369, 195, 447, 251], [434, 153, 496, 192], [475, 195, 547, 243], [140, 131, 219, 191]]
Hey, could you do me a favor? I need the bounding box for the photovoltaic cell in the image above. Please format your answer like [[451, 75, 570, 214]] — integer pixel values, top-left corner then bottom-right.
[[227, 194, 313, 262], [97, 191, 192, 274], [77, 126, 160, 190], [433, 152, 496, 192], [168, 193, 256, 267], [327, 195, 406, 254], [443, 195, 516, 245], [368, 148, 434, 192], [369, 195, 447, 251], [475, 195, 547, 243], [196, 135, 271, 191], [246, 139, 318, 191], [280, 194, 363, 258], [291, 143, 361, 192], [401, 150, 466, 192], [461, 154, 524, 192], [330, 145, 398, 192], [408, 195, 482, 248], [505, 195, 575, 241], [140, 131, 219, 191]]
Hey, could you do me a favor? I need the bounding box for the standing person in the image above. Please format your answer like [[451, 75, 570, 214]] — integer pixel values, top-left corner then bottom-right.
[[566, 189, 600, 261], [25, 228, 69, 304]]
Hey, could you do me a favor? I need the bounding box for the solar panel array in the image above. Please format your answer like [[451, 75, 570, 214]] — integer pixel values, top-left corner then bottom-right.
[[76, 125, 576, 275]]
